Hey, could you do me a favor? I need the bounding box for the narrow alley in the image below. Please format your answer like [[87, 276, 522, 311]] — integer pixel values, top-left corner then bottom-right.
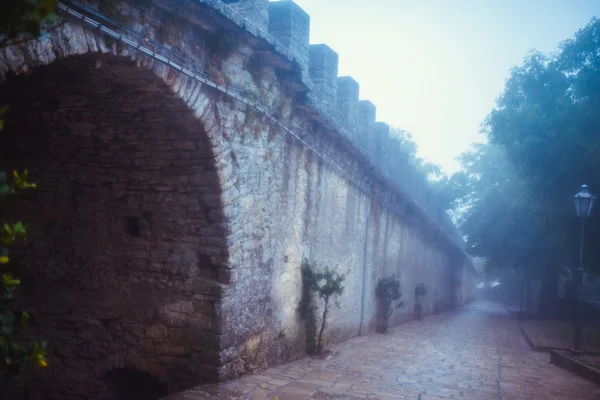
[[169, 302, 600, 400]]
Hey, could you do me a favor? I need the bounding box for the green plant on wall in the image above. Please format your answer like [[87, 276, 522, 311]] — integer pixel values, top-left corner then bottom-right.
[[0, 0, 58, 47], [299, 259, 318, 354], [314, 266, 345, 354], [0, 1, 56, 380], [375, 275, 403, 334], [0, 169, 48, 381], [414, 283, 427, 320], [299, 260, 346, 354]]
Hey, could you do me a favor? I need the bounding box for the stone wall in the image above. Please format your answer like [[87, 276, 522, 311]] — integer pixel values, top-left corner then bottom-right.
[[0, 0, 475, 398]]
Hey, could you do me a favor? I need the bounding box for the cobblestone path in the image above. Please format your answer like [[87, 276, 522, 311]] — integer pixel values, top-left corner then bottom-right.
[[168, 301, 600, 400]]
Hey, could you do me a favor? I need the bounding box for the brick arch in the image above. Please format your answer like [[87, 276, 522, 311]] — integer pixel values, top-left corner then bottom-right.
[[0, 50, 230, 398]]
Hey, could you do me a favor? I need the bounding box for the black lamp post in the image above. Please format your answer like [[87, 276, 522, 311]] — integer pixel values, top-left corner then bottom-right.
[[572, 184, 596, 351]]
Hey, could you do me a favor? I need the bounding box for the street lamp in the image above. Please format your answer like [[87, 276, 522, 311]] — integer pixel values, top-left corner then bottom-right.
[[572, 184, 596, 351]]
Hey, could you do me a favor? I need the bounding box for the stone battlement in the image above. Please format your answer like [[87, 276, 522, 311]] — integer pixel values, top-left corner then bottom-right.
[[212, 0, 463, 245]]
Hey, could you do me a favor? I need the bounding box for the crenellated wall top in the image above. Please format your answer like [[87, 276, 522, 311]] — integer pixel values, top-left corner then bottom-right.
[[202, 0, 466, 252], [128, 0, 465, 258]]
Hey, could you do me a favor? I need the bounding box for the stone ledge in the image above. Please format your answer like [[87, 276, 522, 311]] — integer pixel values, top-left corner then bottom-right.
[[519, 323, 558, 352], [518, 319, 600, 354], [551, 350, 600, 385]]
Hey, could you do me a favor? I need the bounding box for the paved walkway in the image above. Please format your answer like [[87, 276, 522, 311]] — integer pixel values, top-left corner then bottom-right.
[[168, 301, 600, 400]]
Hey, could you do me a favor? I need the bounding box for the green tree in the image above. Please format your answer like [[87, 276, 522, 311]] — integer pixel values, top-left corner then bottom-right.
[[389, 127, 460, 228], [314, 268, 345, 354], [451, 143, 561, 311], [454, 17, 600, 314], [375, 275, 403, 333], [391, 128, 446, 182], [301, 262, 345, 354], [454, 144, 538, 270]]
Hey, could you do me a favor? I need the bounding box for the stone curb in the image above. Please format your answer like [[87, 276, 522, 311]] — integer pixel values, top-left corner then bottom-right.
[[518, 323, 600, 355], [551, 350, 600, 385], [518, 324, 561, 353]]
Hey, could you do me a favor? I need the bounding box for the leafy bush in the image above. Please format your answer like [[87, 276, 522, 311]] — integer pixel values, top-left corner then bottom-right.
[[300, 260, 346, 354], [0, 170, 48, 381], [299, 259, 318, 354], [0, 0, 57, 382], [414, 283, 427, 320], [415, 283, 428, 297], [375, 275, 403, 333]]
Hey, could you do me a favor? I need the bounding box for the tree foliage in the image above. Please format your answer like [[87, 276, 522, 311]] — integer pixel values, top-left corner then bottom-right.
[[0, 0, 56, 381], [0, 0, 58, 47], [299, 260, 318, 354], [375, 275, 403, 333], [389, 128, 460, 216], [452, 17, 600, 290], [0, 172, 48, 381], [454, 144, 543, 271], [391, 128, 446, 181], [300, 261, 345, 354]]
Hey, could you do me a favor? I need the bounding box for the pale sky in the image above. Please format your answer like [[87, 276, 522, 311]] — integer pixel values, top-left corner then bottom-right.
[[290, 0, 600, 174]]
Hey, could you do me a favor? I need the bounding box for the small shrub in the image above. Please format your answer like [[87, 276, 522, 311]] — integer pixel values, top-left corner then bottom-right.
[[415, 283, 428, 297], [375, 275, 403, 333], [414, 283, 427, 320], [0, 1, 54, 383], [299, 259, 318, 354], [299, 259, 346, 354]]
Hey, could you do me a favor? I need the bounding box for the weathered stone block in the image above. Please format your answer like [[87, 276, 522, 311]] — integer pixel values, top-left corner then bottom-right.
[[337, 76, 360, 132], [358, 100, 376, 127], [221, 0, 270, 31], [357, 100, 377, 159], [268, 1, 310, 74], [372, 122, 391, 176], [309, 44, 339, 114]]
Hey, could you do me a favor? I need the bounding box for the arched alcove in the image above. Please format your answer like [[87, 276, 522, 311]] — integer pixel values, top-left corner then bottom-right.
[[0, 53, 229, 398]]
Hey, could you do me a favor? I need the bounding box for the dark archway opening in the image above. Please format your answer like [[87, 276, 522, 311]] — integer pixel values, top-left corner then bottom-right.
[[105, 368, 168, 400], [0, 53, 228, 398]]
